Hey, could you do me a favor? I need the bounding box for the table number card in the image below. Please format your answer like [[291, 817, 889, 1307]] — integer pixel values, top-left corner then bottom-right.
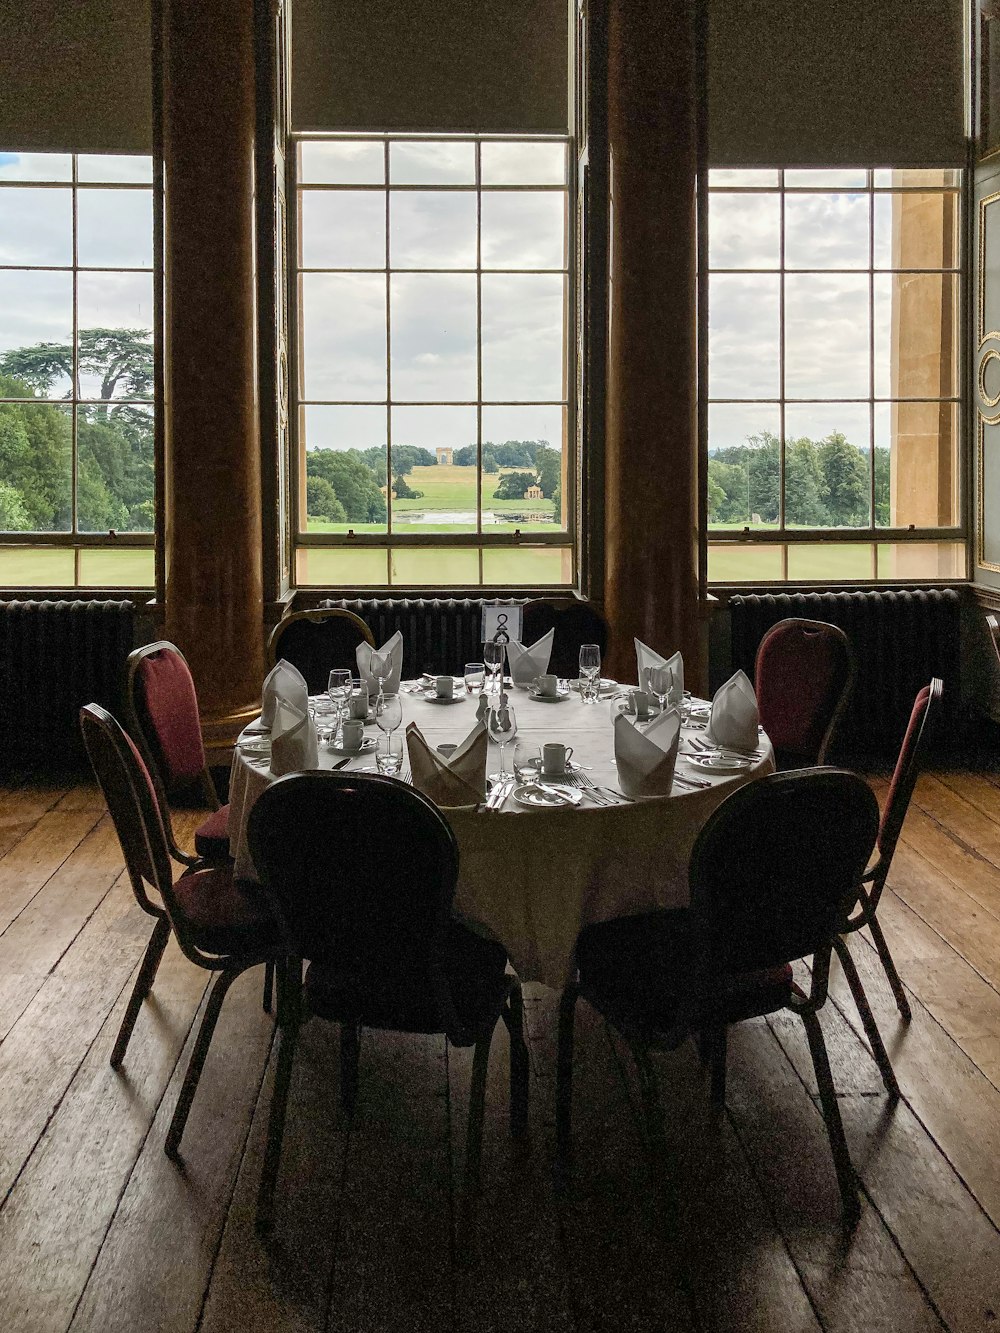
[[481, 601, 523, 645]]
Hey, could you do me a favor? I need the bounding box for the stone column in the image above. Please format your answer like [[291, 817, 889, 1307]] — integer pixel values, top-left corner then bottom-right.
[[602, 0, 704, 689], [160, 0, 265, 750]]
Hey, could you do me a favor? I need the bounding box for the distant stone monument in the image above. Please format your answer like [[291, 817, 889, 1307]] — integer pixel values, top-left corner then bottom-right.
[[524, 483, 543, 500], [436, 446, 453, 465]]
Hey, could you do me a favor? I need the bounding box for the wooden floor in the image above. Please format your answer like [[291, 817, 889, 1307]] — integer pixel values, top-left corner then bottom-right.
[[3, 764, 1000, 1332]]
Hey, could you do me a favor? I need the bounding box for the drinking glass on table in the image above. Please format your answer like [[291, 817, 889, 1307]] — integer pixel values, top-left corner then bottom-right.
[[512, 740, 541, 784], [487, 698, 517, 781], [579, 643, 601, 703], [374, 691, 402, 747], [464, 661, 486, 695], [328, 668, 353, 738], [375, 732, 403, 776], [483, 641, 505, 695], [644, 665, 672, 716]]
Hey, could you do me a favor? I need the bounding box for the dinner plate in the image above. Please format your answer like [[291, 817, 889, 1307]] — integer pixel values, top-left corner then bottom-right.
[[528, 687, 571, 703], [242, 718, 270, 735], [569, 677, 618, 696], [686, 752, 752, 773], [328, 736, 377, 757], [422, 692, 465, 705], [238, 738, 271, 756], [513, 782, 583, 809]]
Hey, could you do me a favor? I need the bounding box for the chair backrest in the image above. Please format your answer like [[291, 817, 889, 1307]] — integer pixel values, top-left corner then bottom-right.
[[80, 702, 173, 919], [126, 641, 209, 798], [755, 617, 854, 764], [688, 768, 879, 978], [877, 677, 942, 863], [521, 598, 610, 679], [246, 771, 467, 1034], [267, 610, 375, 694]]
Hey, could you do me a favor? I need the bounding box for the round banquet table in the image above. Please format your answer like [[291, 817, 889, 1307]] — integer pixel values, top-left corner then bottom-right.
[[227, 683, 774, 989]]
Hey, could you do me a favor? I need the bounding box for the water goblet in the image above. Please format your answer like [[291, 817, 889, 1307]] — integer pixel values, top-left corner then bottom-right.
[[487, 697, 517, 782], [464, 661, 486, 695], [483, 640, 505, 695], [374, 691, 402, 741], [645, 665, 672, 716], [579, 643, 601, 703]]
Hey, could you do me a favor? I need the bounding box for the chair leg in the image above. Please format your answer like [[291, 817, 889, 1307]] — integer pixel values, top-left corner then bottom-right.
[[339, 1020, 361, 1116], [834, 936, 900, 1099], [628, 1038, 669, 1166], [256, 1004, 301, 1236], [262, 960, 274, 1013], [501, 983, 530, 1141], [800, 1008, 860, 1227], [867, 916, 912, 1022], [110, 917, 170, 1070], [702, 1025, 728, 1107], [555, 983, 579, 1184], [165, 967, 240, 1159], [465, 1023, 498, 1195]]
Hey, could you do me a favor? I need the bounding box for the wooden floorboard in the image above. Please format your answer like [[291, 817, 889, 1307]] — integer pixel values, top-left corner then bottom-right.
[[4, 769, 1000, 1331]]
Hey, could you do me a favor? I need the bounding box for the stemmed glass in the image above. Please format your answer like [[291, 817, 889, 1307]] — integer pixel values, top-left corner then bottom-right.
[[579, 643, 601, 703], [374, 692, 402, 763], [645, 664, 672, 716], [483, 641, 505, 696], [328, 668, 352, 741], [370, 650, 389, 711], [487, 696, 517, 782]]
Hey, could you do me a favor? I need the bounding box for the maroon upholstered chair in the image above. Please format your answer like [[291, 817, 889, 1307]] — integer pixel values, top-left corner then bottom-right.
[[80, 704, 279, 1159], [755, 617, 854, 768], [556, 768, 880, 1225], [125, 641, 230, 865], [835, 678, 943, 1082], [247, 770, 529, 1233]]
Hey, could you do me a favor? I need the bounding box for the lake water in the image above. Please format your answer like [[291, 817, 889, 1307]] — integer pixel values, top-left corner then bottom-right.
[[404, 510, 553, 525]]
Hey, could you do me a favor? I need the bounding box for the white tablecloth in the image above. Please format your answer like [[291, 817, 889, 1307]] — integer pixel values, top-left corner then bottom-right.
[[228, 685, 774, 988]]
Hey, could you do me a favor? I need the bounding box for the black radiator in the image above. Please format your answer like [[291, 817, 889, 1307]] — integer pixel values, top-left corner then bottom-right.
[[0, 599, 136, 767], [728, 589, 962, 757], [320, 597, 526, 677]]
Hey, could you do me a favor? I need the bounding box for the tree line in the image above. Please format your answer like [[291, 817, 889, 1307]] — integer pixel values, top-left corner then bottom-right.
[[709, 431, 889, 527]]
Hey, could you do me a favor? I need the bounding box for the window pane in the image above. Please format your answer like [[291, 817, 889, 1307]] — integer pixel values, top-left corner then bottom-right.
[[784, 274, 869, 399], [77, 274, 154, 399], [708, 192, 779, 270], [786, 543, 874, 580], [873, 273, 958, 399], [0, 271, 72, 397], [389, 405, 477, 534], [481, 273, 565, 401], [482, 404, 566, 533], [709, 275, 780, 399], [296, 546, 388, 585], [77, 189, 153, 268], [706, 544, 784, 582], [785, 169, 867, 189], [299, 141, 384, 185], [874, 192, 958, 270], [0, 153, 71, 182], [77, 404, 154, 533], [78, 547, 155, 585], [481, 545, 573, 585], [390, 192, 477, 269], [300, 190, 386, 268], [874, 400, 958, 528], [301, 273, 386, 401], [481, 191, 565, 270], [0, 545, 75, 583], [784, 403, 871, 528], [389, 141, 475, 185], [784, 193, 869, 270], [874, 169, 960, 189], [0, 187, 72, 265], [708, 169, 779, 188], [390, 273, 477, 401], [390, 546, 480, 585], [76, 155, 153, 183], [708, 404, 781, 527], [876, 542, 965, 578], [0, 401, 72, 531], [300, 405, 388, 534], [481, 142, 565, 185]]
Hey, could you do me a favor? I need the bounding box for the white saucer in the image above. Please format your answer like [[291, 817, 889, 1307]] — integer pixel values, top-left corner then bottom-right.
[[238, 738, 271, 756], [513, 782, 583, 809], [569, 677, 618, 697], [528, 687, 570, 703], [686, 752, 752, 773], [422, 692, 465, 705], [329, 736, 377, 757]]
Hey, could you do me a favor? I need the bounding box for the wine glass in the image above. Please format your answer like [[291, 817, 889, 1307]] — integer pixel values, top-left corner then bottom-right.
[[645, 664, 672, 715], [487, 697, 517, 782], [579, 643, 601, 703], [370, 650, 389, 710], [483, 641, 505, 695], [328, 668, 352, 739]]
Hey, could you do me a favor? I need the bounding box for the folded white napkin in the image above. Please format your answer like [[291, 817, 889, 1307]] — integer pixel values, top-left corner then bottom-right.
[[614, 708, 681, 799], [406, 720, 487, 807], [506, 629, 555, 687], [635, 639, 684, 706], [269, 699, 319, 777], [260, 659, 309, 729], [708, 669, 759, 752], [357, 631, 403, 696]]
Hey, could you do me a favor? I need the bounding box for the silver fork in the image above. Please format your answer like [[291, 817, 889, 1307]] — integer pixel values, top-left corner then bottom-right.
[[574, 771, 612, 805]]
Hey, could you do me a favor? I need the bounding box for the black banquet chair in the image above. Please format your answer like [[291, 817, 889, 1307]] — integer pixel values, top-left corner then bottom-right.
[[556, 768, 880, 1224], [247, 770, 530, 1233], [521, 597, 610, 680], [266, 608, 374, 694]]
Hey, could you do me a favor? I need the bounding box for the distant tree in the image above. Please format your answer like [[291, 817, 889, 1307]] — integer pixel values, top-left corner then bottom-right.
[[784, 436, 827, 527], [745, 433, 780, 522], [392, 473, 423, 500], [0, 328, 153, 405], [453, 444, 477, 466], [0, 479, 31, 530], [306, 475, 347, 523], [389, 444, 435, 475], [552, 483, 562, 524], [493, 470, 539, 500], [481, 445, 500, 474], [306, 449, 386, 523], [0, 380, 72, 530], [818, 431, 868, 525], [535, 445, 561, 499], [874, 446, 891, 526], [707, 457, 749, 522]]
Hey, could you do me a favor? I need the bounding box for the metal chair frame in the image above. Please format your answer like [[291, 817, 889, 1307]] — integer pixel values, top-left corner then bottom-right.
[[266, 607, 375, 673]]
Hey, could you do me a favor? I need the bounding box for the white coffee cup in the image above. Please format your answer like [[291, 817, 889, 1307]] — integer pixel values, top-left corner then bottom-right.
[[435, 675, 454, 699], [348, 686, 369, 720], [341, 719, 365, 752], [535, 673, 560, 698], [542, 742, 573, 775], [630, 689, 652, 720]]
